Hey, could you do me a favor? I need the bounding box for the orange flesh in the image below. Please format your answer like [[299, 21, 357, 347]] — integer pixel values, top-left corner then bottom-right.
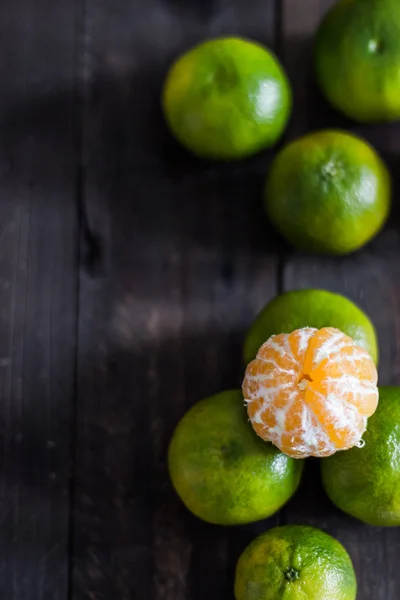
[[242, 327, 378, 458]]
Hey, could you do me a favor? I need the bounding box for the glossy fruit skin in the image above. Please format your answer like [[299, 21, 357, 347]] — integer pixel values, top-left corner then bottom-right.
[[322, 386, 400, 526], [162, 37, 292, 160], [168, 390, 304, 525], [234, 525, 357, 600], [244, 289, 378, 365], [265, 130, 391, 255], [315, 0, 400, 122]]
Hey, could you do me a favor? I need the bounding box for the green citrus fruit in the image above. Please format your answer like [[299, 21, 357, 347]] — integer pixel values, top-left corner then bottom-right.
[[244, 289, 378, 365], [265, 130, 391, 254], [315, 0, 400, 122], [321, 386, 400, 526], [168, 390, 304, 525], [162, 37, 292, 160], [234, 524, 357, 600]]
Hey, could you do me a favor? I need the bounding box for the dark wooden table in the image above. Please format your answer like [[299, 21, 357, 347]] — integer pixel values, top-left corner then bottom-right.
[[1, 0, 400, 598]]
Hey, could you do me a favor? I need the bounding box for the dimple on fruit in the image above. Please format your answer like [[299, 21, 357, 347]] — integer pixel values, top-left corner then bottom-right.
[[162, 37, 292, 160], [242, 327, 378, 458], [168, 390, 304, 525]]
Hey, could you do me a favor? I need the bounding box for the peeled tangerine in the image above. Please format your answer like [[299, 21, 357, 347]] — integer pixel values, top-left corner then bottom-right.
[[242, 327, 378, 458]]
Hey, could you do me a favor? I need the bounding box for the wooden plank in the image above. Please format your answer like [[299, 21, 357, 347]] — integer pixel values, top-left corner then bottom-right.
[[0, 1, 78, 599], [280, 1, 400, 598], [73, 0, 279, 598]]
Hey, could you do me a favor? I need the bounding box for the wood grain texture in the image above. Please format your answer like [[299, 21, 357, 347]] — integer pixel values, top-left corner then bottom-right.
[[72, 1, 280, 598], [280, 1, 400, 598], [0, 1, 78, 599]]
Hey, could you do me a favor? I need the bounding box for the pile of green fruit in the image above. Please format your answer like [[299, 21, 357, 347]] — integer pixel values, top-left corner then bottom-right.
[[169, 290, 400, 599], [161, 0, 400, 598]]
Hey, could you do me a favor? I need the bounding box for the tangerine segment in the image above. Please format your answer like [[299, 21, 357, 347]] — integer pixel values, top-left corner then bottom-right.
[[243, 327, 378, 458]]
